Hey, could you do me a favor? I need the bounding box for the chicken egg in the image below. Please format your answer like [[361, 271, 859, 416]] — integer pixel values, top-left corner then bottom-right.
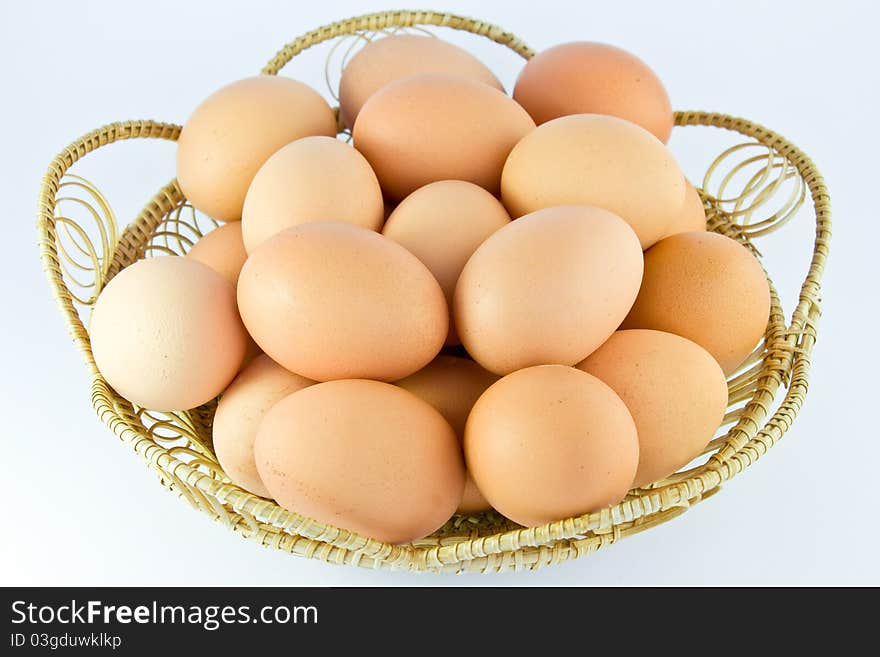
[[353, 74, 535, 201], [176, 76, 336, 222], [577, 329, 728, 487], [241, 136, 384, 253], [237, 222, 447, 381], [382, 180, 511, 345], [622, 231, 771, 373], [396, 355, 499, 514], [501, 113, 686, 248], [213, 354, 313, 497], [254, 379, 465, 544], [339, 34, 503, 129], [465, 365, 639, 528], [513, 41, 673, 142], [90, 257, 248, 411]]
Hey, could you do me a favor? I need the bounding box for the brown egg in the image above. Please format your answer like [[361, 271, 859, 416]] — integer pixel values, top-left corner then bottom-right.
[[513, 42, 673, 142], [622, 231, 771, 373], [238, 222, 448, 382], [254, 379, 465, 544], [382, 181, 511, 345], [176, 76, 337, 222], [241, 136, 384, 253], [339, 34, 503, 129], [501, 114, 685, 248], [396, 355, 500, 514], [577, 330, 728, 487], [213, 355, 313, 497], [465, 365, 639, 527], [187, 222, 247, 286], [454, 205, 643, 375], [353, 74, 535, 201], [658, 182, 707, 240], [90, 257, 248, 411]]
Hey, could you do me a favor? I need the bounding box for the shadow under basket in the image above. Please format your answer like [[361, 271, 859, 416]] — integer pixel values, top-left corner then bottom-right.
[[37, 9, 830, 573]]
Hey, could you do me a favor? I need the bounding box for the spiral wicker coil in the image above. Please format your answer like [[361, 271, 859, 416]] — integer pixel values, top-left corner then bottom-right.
[[37, 9, 830, 573]]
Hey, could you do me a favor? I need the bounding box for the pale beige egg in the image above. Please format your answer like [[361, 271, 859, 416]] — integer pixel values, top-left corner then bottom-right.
[[90, 256, 248, 411]]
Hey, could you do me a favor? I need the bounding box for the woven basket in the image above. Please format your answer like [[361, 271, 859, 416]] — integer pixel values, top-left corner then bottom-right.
[[37, 9, 830, 573]]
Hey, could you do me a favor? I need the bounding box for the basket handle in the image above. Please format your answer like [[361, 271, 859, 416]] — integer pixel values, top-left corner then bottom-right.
[[261, 9, 534, 75], [37, 120, 181, 374]]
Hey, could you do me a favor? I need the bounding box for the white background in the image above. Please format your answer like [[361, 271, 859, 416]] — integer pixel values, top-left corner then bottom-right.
[[1, 0, 877, 586]]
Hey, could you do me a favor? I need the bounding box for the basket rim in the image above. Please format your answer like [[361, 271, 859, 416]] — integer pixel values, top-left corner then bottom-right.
[[36, 9, 830, 573]]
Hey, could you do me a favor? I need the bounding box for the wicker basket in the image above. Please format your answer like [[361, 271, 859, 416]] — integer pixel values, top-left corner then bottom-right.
[[37, 9, 830, 573]]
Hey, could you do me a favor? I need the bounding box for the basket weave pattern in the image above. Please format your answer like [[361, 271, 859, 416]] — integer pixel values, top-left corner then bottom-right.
[[37, 10, 830, 573]]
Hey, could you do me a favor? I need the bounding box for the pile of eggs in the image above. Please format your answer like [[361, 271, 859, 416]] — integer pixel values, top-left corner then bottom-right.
[[89, 35, 771, 544]]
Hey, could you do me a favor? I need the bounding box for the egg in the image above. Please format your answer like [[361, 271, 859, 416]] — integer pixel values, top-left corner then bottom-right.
[[254, 379, 465, 544], [213, 355, 313, 497], [622, 231, 771, 373], [501, 113, 686, 248], [176, 76, 337, 222], [382, 180, 511, 345], [187, 222, 247, 286], [353, 74, 535, 201], [658, 182, 707, 240], [396, 355, 499, 514], [454, 205, 643, 375], [241, 136, 384, 253], [577, 330, 728, 487], [465, 365, 639, 527], [187, 222, 261, 367], [339, 34, 503, 129], [513, 42, 673, 142], [90, 257, 248, 411], [237, 222, 447, 381]]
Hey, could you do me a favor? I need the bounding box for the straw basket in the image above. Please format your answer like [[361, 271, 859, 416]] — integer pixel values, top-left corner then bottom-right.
[[37, 9, 830, 573]]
